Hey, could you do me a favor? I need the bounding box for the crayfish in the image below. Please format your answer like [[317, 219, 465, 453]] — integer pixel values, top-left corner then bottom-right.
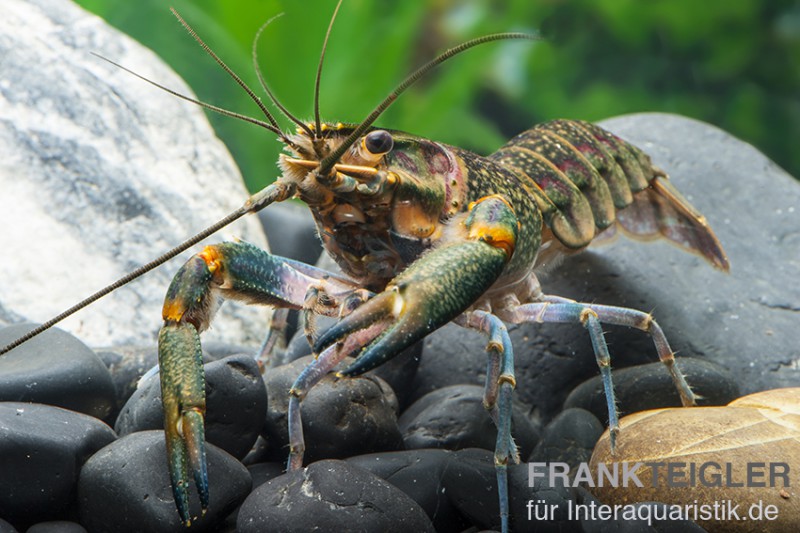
[[0, 3, 729, 531]]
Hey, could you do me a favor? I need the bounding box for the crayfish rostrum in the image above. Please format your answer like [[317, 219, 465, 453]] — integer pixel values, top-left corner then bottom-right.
[[0, 4, 729, 532]]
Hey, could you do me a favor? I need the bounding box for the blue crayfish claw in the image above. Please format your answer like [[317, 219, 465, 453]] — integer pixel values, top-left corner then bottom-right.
[[158, 322, 209, 526]]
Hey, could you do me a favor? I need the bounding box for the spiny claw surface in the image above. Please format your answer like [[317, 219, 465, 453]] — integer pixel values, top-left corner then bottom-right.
[[314, 241, 509, 376], [313, 195, 519, 376]]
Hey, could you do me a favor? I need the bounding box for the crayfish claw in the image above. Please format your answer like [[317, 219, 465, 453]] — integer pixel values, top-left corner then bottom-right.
[[165, 407, 209, 525], [159, 322, 208, 524]]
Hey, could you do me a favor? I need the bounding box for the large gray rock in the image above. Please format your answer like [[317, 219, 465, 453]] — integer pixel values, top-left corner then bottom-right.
[[0, 0, 270, 347], [415, 113, 800, 423]]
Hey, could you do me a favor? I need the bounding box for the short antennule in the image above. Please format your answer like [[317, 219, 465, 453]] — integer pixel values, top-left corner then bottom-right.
[[318, 31, 541, 174]]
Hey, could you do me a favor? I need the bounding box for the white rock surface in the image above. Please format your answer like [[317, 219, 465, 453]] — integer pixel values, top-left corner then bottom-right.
[[0, 0, 272, 347]]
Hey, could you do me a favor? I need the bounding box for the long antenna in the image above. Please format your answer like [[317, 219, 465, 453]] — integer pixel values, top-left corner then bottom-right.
[[318, 32, 540, 174], [169, 7, 282, 132], [0, 182, 294, 356], [314, 0, 344, 134], [91, 53, 286, 138], [251, 15, 316, 138]]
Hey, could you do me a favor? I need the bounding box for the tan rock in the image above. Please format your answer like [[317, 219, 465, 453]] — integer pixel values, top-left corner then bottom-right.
[[589, 388, 800, 532]]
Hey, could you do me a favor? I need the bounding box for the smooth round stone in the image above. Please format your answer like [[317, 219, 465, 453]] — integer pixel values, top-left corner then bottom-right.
[[237, 459, 435, 532], [590, 388, 800, 532], [0, 519, 15, 533], [262, 355, 403, 463], [528, 408, 604, 467], [0, 402, 116, 524], [114, 354, 267, 459], [0, 325, 116, 420], [564, 357, 740, 421], [399, 384, 539, 460], [441, 448, 574, 532], [347, 449, 469, 533], [26, 522, 88, 533], [78, 431, 251, 533]]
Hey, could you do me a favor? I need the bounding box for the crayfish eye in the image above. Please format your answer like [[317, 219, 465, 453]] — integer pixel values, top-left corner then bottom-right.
[[363, 130, 394, 155]]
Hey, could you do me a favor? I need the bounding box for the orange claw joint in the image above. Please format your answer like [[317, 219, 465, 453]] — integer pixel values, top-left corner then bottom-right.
[[158, 322, 208, 525], [314, 195, 519, 376]]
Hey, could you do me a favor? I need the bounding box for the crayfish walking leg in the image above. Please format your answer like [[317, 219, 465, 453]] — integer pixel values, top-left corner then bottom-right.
[[457, 310, 520, 533], [509, 300, 698, 448]]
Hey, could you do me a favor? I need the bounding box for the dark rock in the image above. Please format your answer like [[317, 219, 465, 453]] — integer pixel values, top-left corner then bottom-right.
[[441, 448, 575, 532], [347, 449, 469, 533], [0, 520, 15, 533], [237, 459, 435, 532], [258, 202, 323, 266], [0, 0, 270, 348], [78, 431, 251, 533], [0, 402, 116, 524], [399, 385, 539, 460], [241, 435, 270, 466], [25, 522, 88, 533], [528, 408, 603, 468], [114, 354, 267, 460], [564, 357, 740, 422], [95, 346, 158, 417], [262, 355, 403, 463], [0, 325, 116, 420], [246, 462, 285, 490]]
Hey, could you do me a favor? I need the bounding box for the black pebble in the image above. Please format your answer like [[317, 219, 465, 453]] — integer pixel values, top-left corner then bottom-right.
[[399, 384, 539, 460], [77, 430, 251, 533], [528, 408, 604, 467], [0, 324, 116, 420], [237, 459, 435, 532], [564, 357, 740, 421], [0, 402, 116, 525], [347, 449, 470, 532], [441, 448, 575, 532], [262, 355, 403, 463], [114, 354, 268, 459]]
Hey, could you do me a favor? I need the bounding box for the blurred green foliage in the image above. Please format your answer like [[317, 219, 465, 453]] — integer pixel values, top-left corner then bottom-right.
[[75, 0, 800, 192]]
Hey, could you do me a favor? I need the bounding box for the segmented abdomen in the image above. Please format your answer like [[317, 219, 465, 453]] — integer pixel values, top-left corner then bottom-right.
[[489, 120, 729, 271]]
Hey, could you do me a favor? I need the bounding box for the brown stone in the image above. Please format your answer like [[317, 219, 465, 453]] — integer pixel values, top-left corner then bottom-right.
[[589, 388, 800, 532]]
